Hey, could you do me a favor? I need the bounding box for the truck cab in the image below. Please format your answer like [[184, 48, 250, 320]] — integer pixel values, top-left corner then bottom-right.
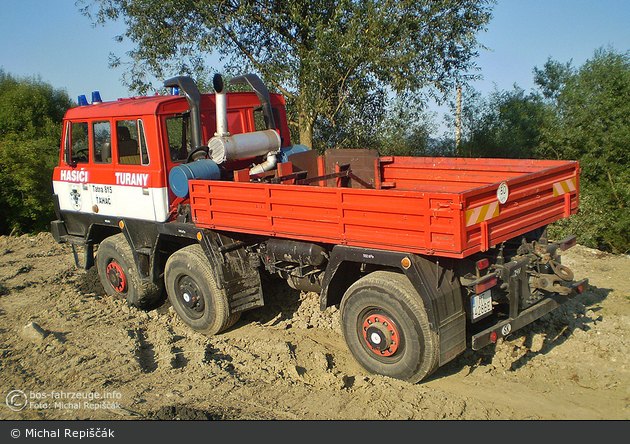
[[52, 78, 292, 241]]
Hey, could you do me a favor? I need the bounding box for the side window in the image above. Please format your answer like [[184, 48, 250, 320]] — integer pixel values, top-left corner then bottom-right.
[[63, 122, 70, 164], [253, 108, 280, 131], [166, 115, 190, 163], [93, 121, 112, 164], [117, 119, 149, 165], [70, 122, 89, 164]]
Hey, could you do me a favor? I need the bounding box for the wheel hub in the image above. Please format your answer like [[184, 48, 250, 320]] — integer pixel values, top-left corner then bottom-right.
[[178, 276, 205, 313], [363, 314, 400, 357], [106, 261, 127, 293]]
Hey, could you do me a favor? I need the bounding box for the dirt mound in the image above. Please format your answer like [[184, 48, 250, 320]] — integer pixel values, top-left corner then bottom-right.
[[1, 233, 629, 420], [75, 266, 106, 298]]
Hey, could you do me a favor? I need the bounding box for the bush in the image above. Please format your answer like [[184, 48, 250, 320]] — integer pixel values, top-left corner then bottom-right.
[[549, 186, 630, 254], [0, 71, 72, 235], [0, 137, 61, 234]]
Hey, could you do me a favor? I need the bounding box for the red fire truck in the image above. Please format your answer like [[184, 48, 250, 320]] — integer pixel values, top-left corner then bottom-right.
[[51, 74, 587, 383]]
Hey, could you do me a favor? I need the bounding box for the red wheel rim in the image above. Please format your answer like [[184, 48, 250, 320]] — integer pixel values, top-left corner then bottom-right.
[[362, 314, 400, 357], [106, 261, 127, 293]]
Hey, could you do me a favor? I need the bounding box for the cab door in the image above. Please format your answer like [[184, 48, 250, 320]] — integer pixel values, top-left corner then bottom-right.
[[53, 120, 94, 216], [107, 119, 167, 222]]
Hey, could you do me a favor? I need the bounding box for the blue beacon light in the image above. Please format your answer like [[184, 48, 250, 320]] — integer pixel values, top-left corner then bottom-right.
[[91, 91, 102, 104]]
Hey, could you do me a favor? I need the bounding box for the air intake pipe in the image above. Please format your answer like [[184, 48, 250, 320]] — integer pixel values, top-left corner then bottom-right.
[[229, 74, 276, 131], [249, 151, 278, 175], [163, 76, 204, 151]]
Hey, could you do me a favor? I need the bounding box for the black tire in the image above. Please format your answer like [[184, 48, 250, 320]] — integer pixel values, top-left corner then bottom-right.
[[96, 233, 164, 309], [164, 244, 240, 335], [340, 270, 439, 383]]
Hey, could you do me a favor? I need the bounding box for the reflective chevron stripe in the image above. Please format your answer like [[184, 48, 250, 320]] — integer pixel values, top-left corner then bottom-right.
[[466, 201, 500, 227], [553, 178, 577, 197]]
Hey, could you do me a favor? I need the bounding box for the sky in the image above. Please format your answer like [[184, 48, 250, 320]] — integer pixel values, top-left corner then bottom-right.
[[1, 0, 630, 136]]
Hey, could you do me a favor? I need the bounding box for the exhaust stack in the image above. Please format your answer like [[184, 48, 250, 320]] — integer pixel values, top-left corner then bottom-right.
[[208, 74, 281, 167], [229, 74, 276, 130], [213, 74, 230, 137]]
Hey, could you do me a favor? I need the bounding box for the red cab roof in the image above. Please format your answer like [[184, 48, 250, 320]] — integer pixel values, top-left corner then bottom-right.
[[64, 92, 287, 121], [64, 95, 185, 120]]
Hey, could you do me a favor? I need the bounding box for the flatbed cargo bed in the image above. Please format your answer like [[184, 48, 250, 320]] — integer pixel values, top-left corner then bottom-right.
[[189, 155, 580, 258]]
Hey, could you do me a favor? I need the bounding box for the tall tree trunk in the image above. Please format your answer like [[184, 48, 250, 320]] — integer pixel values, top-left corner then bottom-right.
[[298, 108, 314, 150]]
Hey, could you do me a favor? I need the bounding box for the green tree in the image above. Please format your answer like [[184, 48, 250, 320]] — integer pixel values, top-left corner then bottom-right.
[[533, 58, 573, 102], [372, 96, 439, 156], [79, 0, 495, 149], [535, 48, 630, 253], [443, 83, 485, 155], [0, 70, 73, 235], [314, 90, 438, 155], [448, 84, 549, 159]]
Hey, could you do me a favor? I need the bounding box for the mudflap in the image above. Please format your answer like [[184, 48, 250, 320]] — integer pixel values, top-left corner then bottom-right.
[[198, 230, 265, 314]]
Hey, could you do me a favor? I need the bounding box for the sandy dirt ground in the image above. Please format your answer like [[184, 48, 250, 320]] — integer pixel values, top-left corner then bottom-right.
[[1, 232, 629, 420]]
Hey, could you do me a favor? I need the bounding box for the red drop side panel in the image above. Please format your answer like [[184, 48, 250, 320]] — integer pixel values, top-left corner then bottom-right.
[[189, 156, 581, 258]]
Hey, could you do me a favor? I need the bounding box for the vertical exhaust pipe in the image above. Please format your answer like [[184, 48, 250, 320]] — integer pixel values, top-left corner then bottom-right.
[[207, 73, 281, 167], [213, 74, 230, 137]]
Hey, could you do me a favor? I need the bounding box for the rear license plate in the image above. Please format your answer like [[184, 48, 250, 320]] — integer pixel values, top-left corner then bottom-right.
[[471, 290, 492, 321]]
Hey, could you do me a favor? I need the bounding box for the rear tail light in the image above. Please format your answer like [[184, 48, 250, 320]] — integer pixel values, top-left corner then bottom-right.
[[475, 275, 498, 294], [476, 258, 490, 270]]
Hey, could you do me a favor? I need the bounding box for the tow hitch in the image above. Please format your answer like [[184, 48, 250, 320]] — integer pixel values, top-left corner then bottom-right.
[[470, 234, 589, 350], [471, 277, 588, 350]]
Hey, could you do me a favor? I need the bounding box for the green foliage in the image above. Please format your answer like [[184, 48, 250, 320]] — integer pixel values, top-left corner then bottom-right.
[[537, 48, 630, 253], [0, 71, 69, 140], [548, 181, 630, 253], [313, 91, 438, 156], [79, 0, 495, 149], [0, 70, 72, 235], [371, 97, 439, 157], [533, 58, 573, 101], [449, 48, 630, 253], [453, 85, 549, 159]]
